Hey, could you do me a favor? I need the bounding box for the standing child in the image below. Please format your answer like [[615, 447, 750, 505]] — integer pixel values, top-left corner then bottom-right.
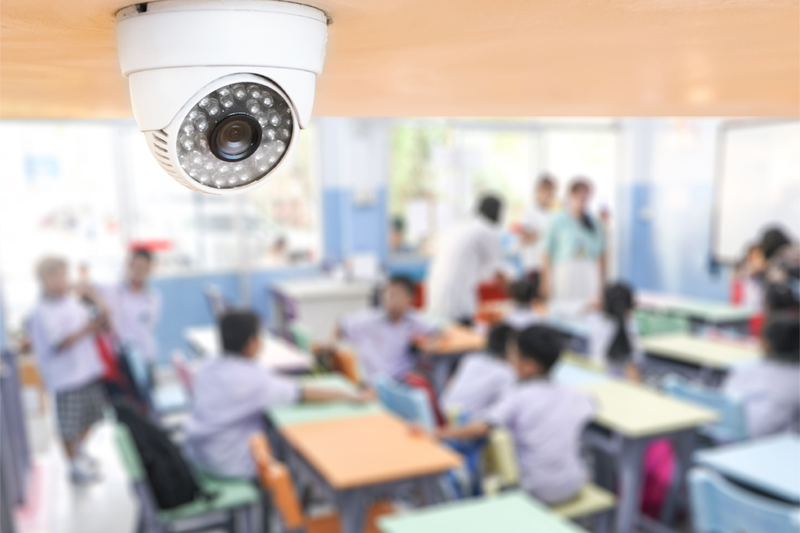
[[336, 275, 438, 382], [505, 279, 544, 330], [723, 313, 800, 438], [28, 257, 106, 485], [440, 323, 516, 420], [183, 310, 372, 478], [436, 325, 595, 505], [584, 282, 643, 378]]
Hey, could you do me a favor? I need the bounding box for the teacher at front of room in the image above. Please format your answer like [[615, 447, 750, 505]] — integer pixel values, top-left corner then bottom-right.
[[541, 179, 606, 310]]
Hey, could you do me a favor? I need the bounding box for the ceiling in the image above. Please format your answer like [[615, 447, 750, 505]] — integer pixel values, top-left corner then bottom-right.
[[1, 0, 798, 118]]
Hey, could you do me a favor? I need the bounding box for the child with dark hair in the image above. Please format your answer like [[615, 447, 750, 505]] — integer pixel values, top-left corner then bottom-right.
[[584, 282, 643, 377], [436, 325, 595, 504], [724, 313, 800, 438], [440, 323, 516, 419], [505, 278, 544, 330], [335, 275, 437, 381], [764, 282, 800, 317], [183, 310, 372, 478]]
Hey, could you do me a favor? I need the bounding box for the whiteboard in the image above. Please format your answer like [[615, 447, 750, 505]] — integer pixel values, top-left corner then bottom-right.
[[713, 120, 800, 263]]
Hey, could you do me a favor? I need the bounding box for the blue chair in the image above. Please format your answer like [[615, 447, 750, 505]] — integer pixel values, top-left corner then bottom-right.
[[373, 377, 435, 431], [662, 375, 748, 443], [689, 468, 800, 533]]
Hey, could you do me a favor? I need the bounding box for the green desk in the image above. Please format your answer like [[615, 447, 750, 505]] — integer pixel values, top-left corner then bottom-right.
[[378, 492, 586, 533], [638, 292, 755, 327], [266, 374, 383, 429]]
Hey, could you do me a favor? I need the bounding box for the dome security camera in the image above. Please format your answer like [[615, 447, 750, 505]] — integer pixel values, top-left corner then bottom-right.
[[116, 0, 328, 194]]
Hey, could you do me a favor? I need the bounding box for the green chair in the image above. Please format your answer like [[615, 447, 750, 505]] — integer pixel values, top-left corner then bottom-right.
[[114, 424, 260, 533], [635, 310, 690, 337], [289, 323, 313, 353]]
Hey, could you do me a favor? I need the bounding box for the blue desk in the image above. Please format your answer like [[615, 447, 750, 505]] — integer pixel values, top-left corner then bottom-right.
[[694, 434, 800, 503]]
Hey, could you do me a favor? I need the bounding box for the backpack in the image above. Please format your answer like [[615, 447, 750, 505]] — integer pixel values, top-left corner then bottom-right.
[[115, 403, 215, 510]]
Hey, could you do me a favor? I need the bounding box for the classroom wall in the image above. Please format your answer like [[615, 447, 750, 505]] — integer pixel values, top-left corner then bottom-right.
[[151, 264, 320, 363], [617, 119, 730, 301]]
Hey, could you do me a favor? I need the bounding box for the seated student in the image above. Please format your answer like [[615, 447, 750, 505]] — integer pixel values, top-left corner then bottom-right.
[[28, 257, 107, 485], [583, 282, 643, 378], [336, 275, 437, 382], [440, 323, 516, 420], [505, 279, 544, 330], [436, 325, 595, 505], [764, 282, 800, 317], [183, 310, 371, 479], [723, 313, 800, 438]]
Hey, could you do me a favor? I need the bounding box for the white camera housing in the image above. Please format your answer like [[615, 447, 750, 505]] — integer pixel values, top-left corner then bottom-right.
[[116, 0, 328, 194]]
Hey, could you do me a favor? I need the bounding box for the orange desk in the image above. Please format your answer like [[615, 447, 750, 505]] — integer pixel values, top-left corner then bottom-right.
[[416, 324, 486, 393], [280, 412, 461, 533]]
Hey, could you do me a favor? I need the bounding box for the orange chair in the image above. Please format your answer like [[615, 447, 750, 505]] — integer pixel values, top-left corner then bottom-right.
[[331, 347, 360, 385], [249, 435, 392, 533]]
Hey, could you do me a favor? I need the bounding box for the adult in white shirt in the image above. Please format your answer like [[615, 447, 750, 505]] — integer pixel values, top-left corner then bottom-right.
[[28, 257, 106, 485], [101, 249, 162, 378], [426, 195, 507, 324], [519, 175, 557, 282]]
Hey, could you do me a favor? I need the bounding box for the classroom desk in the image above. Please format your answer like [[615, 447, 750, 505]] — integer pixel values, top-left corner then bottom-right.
[[279, 412, 462, 533], [267, 375, 383, 429], [378, 491, 587, 533], [694, 434, 800, 504], [183, 326, 313, 372], [641, 333, 760, 384], [553, 370, 718, 533], [270, 278, 375, 341], [416, 324, 486, 392], [637, 291, 755, 330]]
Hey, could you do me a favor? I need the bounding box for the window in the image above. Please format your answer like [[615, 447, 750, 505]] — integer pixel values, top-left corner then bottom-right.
[[388, 119, 620, 256]]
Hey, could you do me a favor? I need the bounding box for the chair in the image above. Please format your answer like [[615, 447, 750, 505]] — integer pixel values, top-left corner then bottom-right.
[[635, 310, 690, 337], [482, 428, 520, 493], [249, 435, 393, 533], [689, 467, 800, 533], [204, 284, 231, 320], [662, 375, 748, 443], [373, 377, 435, 431], [114, 424, 260, 533], [551, 484, 616, 533], [331, 347, 360, 384], [289, 324, 313, 353]]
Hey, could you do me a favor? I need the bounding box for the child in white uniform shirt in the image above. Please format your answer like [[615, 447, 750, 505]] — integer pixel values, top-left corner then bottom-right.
[[184, 310, 371, 479], [505, 278, 544, 330], [584, 282, 643, 379], [724, 313, 800, 438], [28, 257, 106, 485], [440, 323, 516, 420], [437, 325, 595, 505], [337, 275, 437, 382], [95, 249, 161, 383]]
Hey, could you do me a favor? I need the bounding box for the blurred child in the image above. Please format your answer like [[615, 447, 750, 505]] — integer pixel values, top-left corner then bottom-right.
[[440, 323, 516, 420], [764, 282, 800, 317], [336, 275, 437, 382], [28, 257, 106, 485], [723, 313, 800, 438], [584, 282, 643, 378], [505, 278, 544, 330], [183, 310, 372, 478], [436, 325, 595, 505]]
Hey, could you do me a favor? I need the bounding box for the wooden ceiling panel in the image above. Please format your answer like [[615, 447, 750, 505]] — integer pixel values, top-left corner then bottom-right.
[[1, 0, 798, 118]]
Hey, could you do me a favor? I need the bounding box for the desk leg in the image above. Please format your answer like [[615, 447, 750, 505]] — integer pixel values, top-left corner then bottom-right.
[[336, 489, 368, 533], [660, 429, 695, 525], [616, 438, 646, 533]]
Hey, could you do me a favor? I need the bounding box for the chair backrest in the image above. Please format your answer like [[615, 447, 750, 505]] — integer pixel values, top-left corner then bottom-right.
[[374, 377, 435, 431], [249, 435, 304, 530], [689, 467, 800, 533], [171, 351, 194, 397], [662, 375, 748, 443], [289, 324, 312, 353], [635, 310, 690, 337], [332, 347, 361, 384], [484, 428, 520, 488], [204, 284, 230, 319]]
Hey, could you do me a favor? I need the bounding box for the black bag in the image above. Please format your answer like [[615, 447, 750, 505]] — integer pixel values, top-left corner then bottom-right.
[[115, 403, 215, 510]]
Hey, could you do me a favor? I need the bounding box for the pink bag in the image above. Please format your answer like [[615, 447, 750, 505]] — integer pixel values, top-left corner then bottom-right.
[[641, 439, 675, 518]]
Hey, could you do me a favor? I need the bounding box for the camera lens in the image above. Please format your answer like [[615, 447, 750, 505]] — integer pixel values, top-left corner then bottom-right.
[[210, 114, 262, 162]]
